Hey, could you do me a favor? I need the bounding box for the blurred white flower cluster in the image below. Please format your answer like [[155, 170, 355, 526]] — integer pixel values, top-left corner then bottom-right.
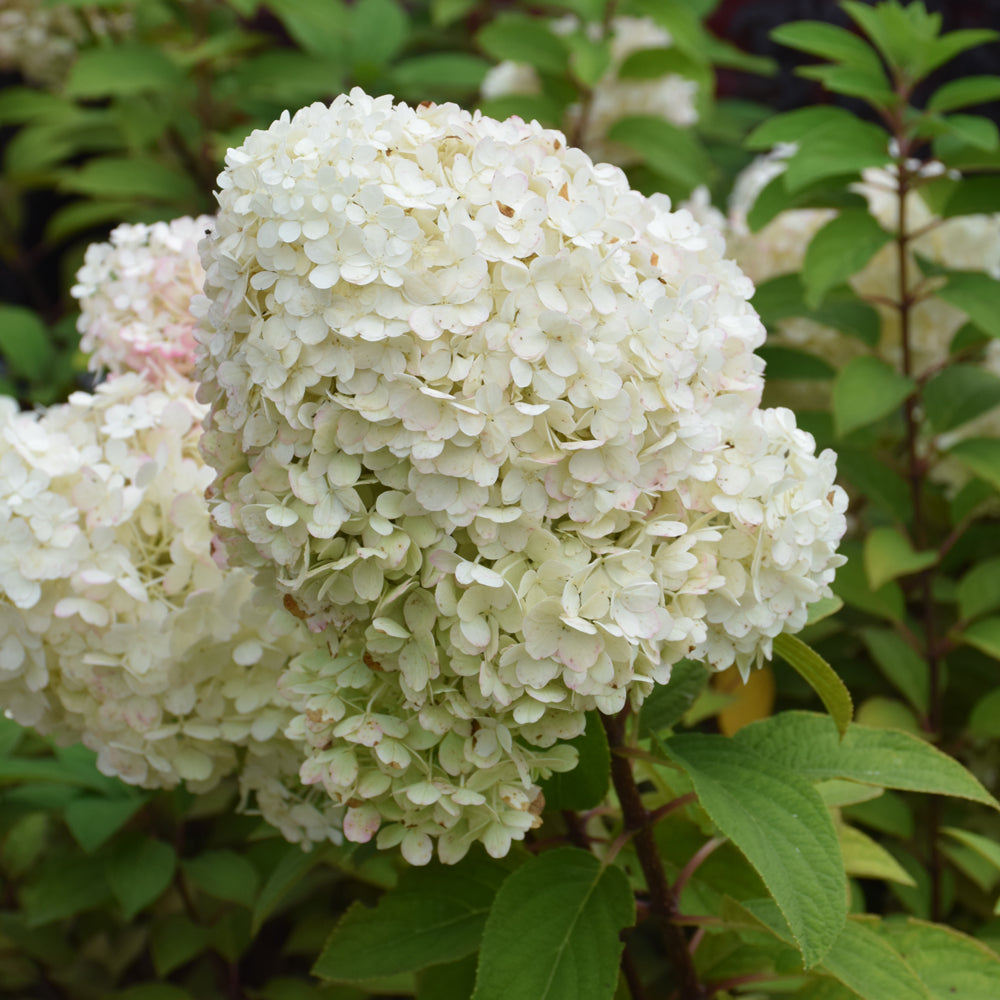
[[1, 222, 344, 848], [195, 90, 847, 862], [480, 15, 699, 166], [0, 0, 132, 86], [73, 216, 213, 385], [713, 152, 1000, 379]]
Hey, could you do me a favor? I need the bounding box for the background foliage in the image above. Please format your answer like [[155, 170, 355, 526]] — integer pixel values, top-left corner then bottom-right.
[[2, 1, 1000, 998]]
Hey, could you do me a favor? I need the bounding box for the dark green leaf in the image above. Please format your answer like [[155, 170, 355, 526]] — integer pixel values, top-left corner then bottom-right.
[[151, 913, 208, 978], [923, 364, 1000, 432], [59, 157, 198, 203], [540, 712, 609, 811], [833, 356, 914, 437], [771, 21, 885, 73], [252, 843, 324, 935], [350, 0, 408, 68], [45, 199, 146, 245], [942, 176, 1000, 218], [108, 835, 177, 920], [959, 616, 1000, 662], [315, 853, 512, 980], [639, 659, 709, 736], [758, 346, 835, 380], [183, 849, 259, 907], [476, 15, 568, 75], [112, 986, 193, 1000], [802, 210, 892, 307], [22, 854, 112, 925], [735, 711, 999, 808], [832, 543, 905, 622], [390, 54, 490, 92], [948, 437, 1000, 492], [267, 0, 350, 59], [472, 848, 633, 1000], [665, 734, 846, 966], [863, 526, 936, 590], [0, 306, 53, 382], [957, 557, 1000, 622], [1, 813, 48, 876], [773, 634, 853, 737], [929, 75, 1000, 114], [66, 45, 182, 98], [64, 795, 145, 853], [418, 954, 478, 1000], [606, 115, 713, 192], [936, 270, 1000, 339], [431, 0, 478, 27], [860, 628, 929, 715], [967, 688, 1000, 738], [836, 450, 912, 520]]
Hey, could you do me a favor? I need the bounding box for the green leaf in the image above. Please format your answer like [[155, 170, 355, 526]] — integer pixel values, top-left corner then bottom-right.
[[758, 346, 835, 380], [832, 543, 905, 623], [0, 306, 53, 382], [112, 986, 193, 1000], [665, 734, 846, 966], [943, 827, 1000, 883], [879, 917, 1000, 998], [802, 210, 892, 308], [773, 634, 853, 738], [958, 557, 1000, 623], [267, 0, 350, 59], [833, 356, 914, 437], [942, 176, 1000, 218], [782, 120, 892, 192], [617, 46, 704, 83], [0, 87, 73, 125], [59, 156, 198, 203], [431, 0, 477, 27], [605, 115, 713, 192], [959, 616, 1000, 662], [771, 22, 885, 73], [390, 54, 490, 92], [860, 628, 929, 715], [807, 595, 844, 626], [472, 848, 633, 1000], [417, 954, 479, 1000], [746, 106, 858, 151], [22, 854, 112, 926], [864, 527, 937, 590], [735, 711, 999, 809], [938, 114, 1000, 152], [639, 659, 709, 736], [566, 33, 613, 89], [150, 913, 208, 978], [948, 437, 1000, 492], [839, 827, 917, 887], [108, 835, 177, 921], [936, 271, 1000, 340], [44, 199, 146, 245], [798, 64, 896, 106], [2, 813, 48, 876], [821, 917, 930, 1000], [350, 0, 408, 68], [843, 790, 914, 840], [923, 364, 1000, 433], [540, 712, 609, 811], [929, 76, 1000, 114], [476, 15, 568, 75], [64, 795, 145, 853], [837, 450, 912, 521], [66, 45, 182, 98], [315, 853, 512, 980], [252, 843, 323, 935], [182, 849, 259, 907]]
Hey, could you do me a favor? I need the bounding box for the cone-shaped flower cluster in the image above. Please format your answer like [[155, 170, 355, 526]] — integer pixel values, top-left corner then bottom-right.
[[194, 90, 847, 861]]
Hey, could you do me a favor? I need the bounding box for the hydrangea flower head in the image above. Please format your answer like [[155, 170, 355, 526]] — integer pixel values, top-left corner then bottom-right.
[[196, 89, 847, 860], [73, 216, 213, 384]]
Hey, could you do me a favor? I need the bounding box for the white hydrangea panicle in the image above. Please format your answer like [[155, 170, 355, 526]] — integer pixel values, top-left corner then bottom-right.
[[0, 0, 132, 86], [195, 87, 846, 866], [73, 216, 214, 384], [0, 374, 320, 794], [480, 15, 698, 165]]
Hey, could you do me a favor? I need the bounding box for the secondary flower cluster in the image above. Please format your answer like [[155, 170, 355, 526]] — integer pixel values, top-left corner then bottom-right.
[[480, 15, 699, 165], [195, 90, 847, 860], [73, 216, 212, 384], [0, 0, 132, 86]]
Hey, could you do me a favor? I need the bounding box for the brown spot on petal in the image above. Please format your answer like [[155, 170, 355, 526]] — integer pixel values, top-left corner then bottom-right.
[[418, 100, 434, 109], [283, 594, 308, 619], [554, 139, 562, 149], [650, 252, 659, 267], [558, 182, 569, 200], [363, 652, 383, 672], [827, 491, 837, 504], [347, 798, 364, 808], [529, 789, 546, 817], [497, 202, 515, 218]]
